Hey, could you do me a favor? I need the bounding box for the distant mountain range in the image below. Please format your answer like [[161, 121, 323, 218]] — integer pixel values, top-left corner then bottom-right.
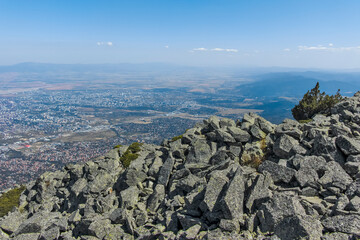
[[231, 72, 360, 98]]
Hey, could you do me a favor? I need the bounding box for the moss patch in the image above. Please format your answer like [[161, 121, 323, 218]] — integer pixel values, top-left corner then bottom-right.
[[0, 186, 26, 217], [120, 142, 143, 168], [299, 119, 313, 124], [242, 137, 268, 169], [113, 144, 123, 149], [171, 134, 183, 142]]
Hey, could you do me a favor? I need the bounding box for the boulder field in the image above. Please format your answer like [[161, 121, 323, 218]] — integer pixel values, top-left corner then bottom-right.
[[1, 93, 360, 239]]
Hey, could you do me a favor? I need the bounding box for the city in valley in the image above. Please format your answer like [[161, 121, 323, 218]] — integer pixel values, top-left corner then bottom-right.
[[1, 64, 359, 190]]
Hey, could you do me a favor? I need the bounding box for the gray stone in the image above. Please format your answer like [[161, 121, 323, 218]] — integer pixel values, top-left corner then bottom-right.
[[120, 186, 139, 209], [345, 195, 360, 211], [322, 214, 360, 235], [177, 214, 202, 230], [274, 215, 323, 240], [256, 117, 275, 134], [109, 208, 125, 224], [69, 209, 82, 223], [347, 154, 360, 162], [87, 218, 112, 239], [221, 167, 245, 219], [124, 169, 147, 187], [245, 173, 273, 213], [344, 161, 360, 176], [318, 161, 353, 191], [89, 171, 114, 193], [200, 171, 228, 212], [187, 139, 212, 164], [148, 156, 163, 177], [157, 156, 175, 186], [206, 116, 221, 131], [242, 113, 256, 125], [292, 155, 327, 172], [312, 135, 346, 165], [336, 135, 360, 155], [14, 212, 61, 235], [346, 179, 360, 198], [228, 145, 242, 159], [183, 224, 201, 239], [219, 118, 235, 128], [209, 150, 228, 165], [39, 226, 60, 240], [0, 211, 24, 234], [70, 178, 87, 196], [321, 232, 352, 240], [227, 127, 251, 143], [147, 184, 165, 212], [258, 160, 296, 184], [295, 167, 319, 188], [215, 129, 236, 143], [273, 134, 299, 159], [13, 233, 40, 240], [219, 219, 240, 232], [249, 125, 266, 140], [258, 192, 306, 233]]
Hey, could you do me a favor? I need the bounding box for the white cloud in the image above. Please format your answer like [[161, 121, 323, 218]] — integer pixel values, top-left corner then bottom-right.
[[193, 47, 208, 51], [97, 41, 113, 47], [165, 45, 169, 49], [211, 48, 238, 52], [283, 48, 291, 52], [192, 47, 238, 53], [298, 44, 360, 51]]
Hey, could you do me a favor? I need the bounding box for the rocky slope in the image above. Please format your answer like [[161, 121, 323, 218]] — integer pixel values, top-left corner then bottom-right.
[[1, 93, 360, 240]]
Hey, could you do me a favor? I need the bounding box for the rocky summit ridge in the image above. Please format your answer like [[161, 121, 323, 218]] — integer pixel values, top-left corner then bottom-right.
[[2, 93, 360, 240]]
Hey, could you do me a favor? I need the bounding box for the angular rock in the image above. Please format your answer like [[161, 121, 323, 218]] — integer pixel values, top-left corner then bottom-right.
[[157, 156, 175, 186], [215, 129, 236, 143], [345, 195, 360, 211], [186, 139, 212, 164], [258, 160, 296, 184], [147, 184, 165, 212], [245, 173, 273, 213], [322, 214, 360, 235], [274, 215, 323, 240], [318, 161, 353, 191], [200, 171, 228, 212], [0, 211, 24, 234], [258, 192, 306, 233], [120, 186, 139, 209], [321, 232, 353, 240], [273, 134, 299, 159], [249, 125, 266, 140], [221, 167, 245, 219], [227, 127, 251, 143], [336, 135, 360, 155]]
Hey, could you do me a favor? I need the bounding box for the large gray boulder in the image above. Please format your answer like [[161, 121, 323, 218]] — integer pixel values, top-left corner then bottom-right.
[[245, 173, 273, 213], [322, 214, 360, 235], [186, 139, 212, 164], [274, 215, 323, 240], [258, 160, 296, 184], [273, 134, 299, 159], [336, 135, 360, 155], [220, 167, 245, 219], [200, 170, 228, 212], [258, 192, 306, 233]]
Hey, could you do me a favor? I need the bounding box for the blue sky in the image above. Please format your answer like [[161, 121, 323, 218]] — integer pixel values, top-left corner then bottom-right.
[[1, 0, 360, 68]]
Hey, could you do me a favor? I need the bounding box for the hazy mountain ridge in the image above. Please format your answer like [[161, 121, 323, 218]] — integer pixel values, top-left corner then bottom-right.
[[1, 92, 360, 239]]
